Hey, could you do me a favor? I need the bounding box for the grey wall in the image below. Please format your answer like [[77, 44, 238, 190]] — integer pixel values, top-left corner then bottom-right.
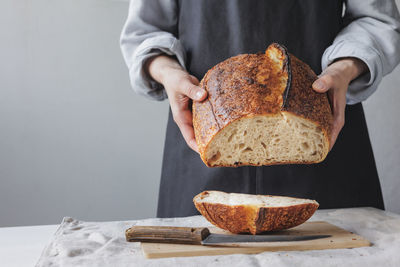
[[0, 0, 169, 227], [364, 70, 400, 213], [0, 0, 399, 227]]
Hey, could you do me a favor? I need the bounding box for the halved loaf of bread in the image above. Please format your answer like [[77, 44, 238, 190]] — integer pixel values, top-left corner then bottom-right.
[[193, 191, 319, 235], [192, 43, 332, 167]]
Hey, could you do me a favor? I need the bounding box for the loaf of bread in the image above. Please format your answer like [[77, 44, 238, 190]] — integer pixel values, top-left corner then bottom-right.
[[193, 191, 319, 234], [192, 43, 332, 167]]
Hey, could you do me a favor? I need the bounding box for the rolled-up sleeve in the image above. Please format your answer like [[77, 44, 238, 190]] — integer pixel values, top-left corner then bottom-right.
[[321, 0, 400, 104], [120, 0, 185, 101]]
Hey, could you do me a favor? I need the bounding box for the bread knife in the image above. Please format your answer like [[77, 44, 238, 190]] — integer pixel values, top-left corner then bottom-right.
[[125, 226, 331, 246]]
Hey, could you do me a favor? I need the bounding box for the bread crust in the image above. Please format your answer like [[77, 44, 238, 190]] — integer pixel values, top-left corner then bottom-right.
[[193, 191, 319, 235], [193, 43, 332, 167], [283, 55, 332, 157]]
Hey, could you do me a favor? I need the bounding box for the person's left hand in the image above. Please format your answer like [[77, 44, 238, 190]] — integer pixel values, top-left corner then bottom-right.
[[312, 58, 368, 150]]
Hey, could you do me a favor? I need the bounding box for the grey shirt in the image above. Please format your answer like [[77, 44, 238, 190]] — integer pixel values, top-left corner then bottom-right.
[[120, 0, 400, 104]]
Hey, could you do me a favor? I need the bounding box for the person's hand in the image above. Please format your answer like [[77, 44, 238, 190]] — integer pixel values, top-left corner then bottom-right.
[[146, 55, 207, 153], [312, 58, 367, 150]]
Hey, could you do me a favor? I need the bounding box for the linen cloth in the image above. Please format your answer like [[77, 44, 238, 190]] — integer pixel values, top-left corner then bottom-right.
[[36, 207, 400, 267]]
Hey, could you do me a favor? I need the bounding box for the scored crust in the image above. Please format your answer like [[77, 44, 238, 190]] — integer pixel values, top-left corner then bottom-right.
[[192, 43, 332, 167], [283, 54, 332, 145], [193, 191, 319, 235]]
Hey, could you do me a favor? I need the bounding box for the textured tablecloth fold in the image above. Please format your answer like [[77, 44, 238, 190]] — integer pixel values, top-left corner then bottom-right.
[[36, 208, 400, 267]]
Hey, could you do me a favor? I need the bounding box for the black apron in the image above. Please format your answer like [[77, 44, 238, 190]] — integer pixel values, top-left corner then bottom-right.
[[157, 0, 384, 218]]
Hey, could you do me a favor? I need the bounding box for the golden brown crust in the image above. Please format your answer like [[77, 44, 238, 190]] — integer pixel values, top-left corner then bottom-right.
[[194, 202, 258, 234], [193, 43, 289, 162], [283, 54, 332, 145], [192, 78, 221, 162], [254, 203, 319, 234], [193, 43, 332, 167], [193, 191, 319, 235]]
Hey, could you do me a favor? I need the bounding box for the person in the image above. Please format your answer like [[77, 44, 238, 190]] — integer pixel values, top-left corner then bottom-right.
[[120, 0, 400, 218]]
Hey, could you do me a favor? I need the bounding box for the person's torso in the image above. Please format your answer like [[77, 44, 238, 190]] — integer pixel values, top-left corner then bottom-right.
[[177, 0, 344, 78], [157, 0, 384, 218]]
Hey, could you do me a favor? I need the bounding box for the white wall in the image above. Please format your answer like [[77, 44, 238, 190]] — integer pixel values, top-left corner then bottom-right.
[[0, 0, 399, 227]]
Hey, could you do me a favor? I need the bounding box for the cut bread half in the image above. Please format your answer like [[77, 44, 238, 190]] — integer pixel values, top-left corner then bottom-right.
[[193, 191, 319, 235], [192, 43, 332, 167]]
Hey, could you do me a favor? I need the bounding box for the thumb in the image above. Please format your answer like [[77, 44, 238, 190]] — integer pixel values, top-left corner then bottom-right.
[[188, 75, 208, 101], [312, 75, 333, 93], [181, 79, 207, 101]]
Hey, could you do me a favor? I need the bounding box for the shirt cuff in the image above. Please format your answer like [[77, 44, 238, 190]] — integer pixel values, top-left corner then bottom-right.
[[321, 40, 383, 105], [129, 35, 186, 101]]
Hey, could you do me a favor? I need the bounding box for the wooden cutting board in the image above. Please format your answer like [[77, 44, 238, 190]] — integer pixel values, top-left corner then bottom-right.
[[140, 221, 370, 259]]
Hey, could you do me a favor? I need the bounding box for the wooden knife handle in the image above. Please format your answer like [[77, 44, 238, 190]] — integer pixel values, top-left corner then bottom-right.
[[125, 226, 210, 245]]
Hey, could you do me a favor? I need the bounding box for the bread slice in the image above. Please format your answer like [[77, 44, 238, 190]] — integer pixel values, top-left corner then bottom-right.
[[192, 43, 332, 167], [193, 191, 319, 235]]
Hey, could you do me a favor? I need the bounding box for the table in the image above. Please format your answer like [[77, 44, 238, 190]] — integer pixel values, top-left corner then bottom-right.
[[1, 207, 400, 267], [0, 224, 58, 267]]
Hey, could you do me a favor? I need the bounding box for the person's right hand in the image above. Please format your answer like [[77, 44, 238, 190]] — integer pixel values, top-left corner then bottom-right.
[[146, 55, 207, 153]]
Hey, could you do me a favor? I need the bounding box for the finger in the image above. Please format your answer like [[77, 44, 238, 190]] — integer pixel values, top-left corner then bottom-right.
[[312, 74, 334, 93], [171, 108, 199, 153], [329, 110, 345, 151], [329, 90, 346, 151], [179, 122, 199, 152], [178, 79, 207, 102], [329, 125, 341, 151]]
